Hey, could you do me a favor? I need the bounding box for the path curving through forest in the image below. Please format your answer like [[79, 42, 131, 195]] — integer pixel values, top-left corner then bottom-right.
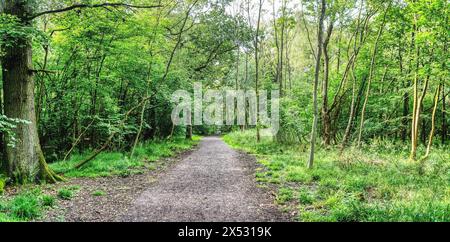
[[120, 137, 287, 222]]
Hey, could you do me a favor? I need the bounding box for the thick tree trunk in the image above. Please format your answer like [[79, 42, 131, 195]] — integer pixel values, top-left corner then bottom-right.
[[186, 126, 193, 140], [1, 0, 62, 183]]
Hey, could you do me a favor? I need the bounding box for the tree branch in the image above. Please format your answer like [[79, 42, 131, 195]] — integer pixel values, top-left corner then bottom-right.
[[29, 2, 163, 20], [29, 69, 58, 74]]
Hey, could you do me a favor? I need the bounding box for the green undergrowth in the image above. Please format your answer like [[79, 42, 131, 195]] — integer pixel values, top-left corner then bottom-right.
[[57, 186, 80, 200], [1, 136, 201, 222], [50, 136, 201, 178], [223, 130, 450, 222], [0, 185, 82, 222], [0, 188, 56, 222]]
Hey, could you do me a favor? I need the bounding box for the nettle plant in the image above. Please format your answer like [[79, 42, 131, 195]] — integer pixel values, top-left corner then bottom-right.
[[0, 115, 31, 148]]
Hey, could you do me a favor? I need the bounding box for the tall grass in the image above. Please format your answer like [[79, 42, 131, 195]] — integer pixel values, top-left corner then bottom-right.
[[224, 130, 450, 222]]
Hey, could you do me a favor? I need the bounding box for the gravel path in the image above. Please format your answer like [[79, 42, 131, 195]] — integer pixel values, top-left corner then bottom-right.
[[121, 137, 287, 222]]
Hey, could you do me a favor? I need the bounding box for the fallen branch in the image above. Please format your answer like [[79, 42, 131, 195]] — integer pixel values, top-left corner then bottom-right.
[[63, 118, 96, 161], [73, 99, 165, 169], [73, 97, 151, 169]]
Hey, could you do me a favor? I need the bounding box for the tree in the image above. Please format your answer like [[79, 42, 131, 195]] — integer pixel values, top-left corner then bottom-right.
[[247, 0, 263, 143], [1, 0, 63, 183], [307, 0, 326, 169], [0, 0, 160, 183], [357, 1, 391, 147]]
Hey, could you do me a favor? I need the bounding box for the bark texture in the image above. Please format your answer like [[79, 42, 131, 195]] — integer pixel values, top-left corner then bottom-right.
[[1, 0, 62, 183]]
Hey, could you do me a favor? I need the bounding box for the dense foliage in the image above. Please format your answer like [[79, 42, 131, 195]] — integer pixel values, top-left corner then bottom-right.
[[0, 0, 448, 221]]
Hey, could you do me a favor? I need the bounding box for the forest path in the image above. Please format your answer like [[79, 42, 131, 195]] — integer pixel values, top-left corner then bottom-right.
[[120, 136, 287, 222]]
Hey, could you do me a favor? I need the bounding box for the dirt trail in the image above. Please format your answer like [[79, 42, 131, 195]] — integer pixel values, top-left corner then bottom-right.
[[120, 137, 287, 222], [43, 137, 288, 222]]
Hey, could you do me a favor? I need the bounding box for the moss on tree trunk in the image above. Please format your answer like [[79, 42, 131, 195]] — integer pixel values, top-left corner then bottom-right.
[[1, 0, 63, 183]]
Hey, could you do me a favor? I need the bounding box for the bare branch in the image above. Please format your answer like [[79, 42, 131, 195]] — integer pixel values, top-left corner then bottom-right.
[[29, 69, 58, 74]]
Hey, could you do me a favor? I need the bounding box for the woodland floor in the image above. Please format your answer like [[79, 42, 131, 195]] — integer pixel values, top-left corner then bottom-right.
[[41, 137, 289, 222]]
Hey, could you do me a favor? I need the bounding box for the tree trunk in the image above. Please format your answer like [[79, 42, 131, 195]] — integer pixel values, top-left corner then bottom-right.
[[1, 0, 62, 183], [242, 52, 249, 131], [254, 0, 263, 143], [442, 81, 447, 144], [272, 0, 281, 86], [410, 14, 421, 160], [357, 2, 390, 147], [279, 0, 286, 97], [411, 73, 429, 160], [425, 84, 441, 157], [399, 45, 409, 142], [322, 22, 333, 146], [0, 74, 4, 172], [340, 62, 358, 150], [186, 126, 193, 140], [308, 0, 326, 169], [336, 28, 342, 74], [410, 60, 419, 160]]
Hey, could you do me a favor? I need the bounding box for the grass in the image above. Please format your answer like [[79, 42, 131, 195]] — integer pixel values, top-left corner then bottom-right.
[[92, 190, 106, 196], [223, 130, 450, 222], [0, 176, 5, 195], [50, 136, 201, 178], [41, 195, 56, 207], [57, 186, 80, 200], [0, 188, 57, 222]]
